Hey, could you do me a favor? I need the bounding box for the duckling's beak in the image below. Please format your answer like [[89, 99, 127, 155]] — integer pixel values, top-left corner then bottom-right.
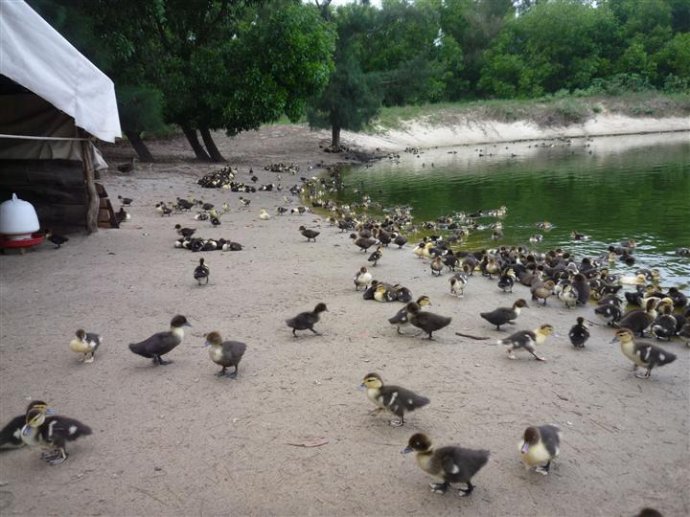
[[204, 340, 211, 347], [401, 446, 414, 455], [185, 322, 192, 327], [45, 407, 56, 416], [520, 442, 529, 454], [357, 383, 366, 391], [609, 336, 619, 344]]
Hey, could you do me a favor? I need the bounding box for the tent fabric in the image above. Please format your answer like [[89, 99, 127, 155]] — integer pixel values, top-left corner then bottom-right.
[[0, 0, 121, 142]]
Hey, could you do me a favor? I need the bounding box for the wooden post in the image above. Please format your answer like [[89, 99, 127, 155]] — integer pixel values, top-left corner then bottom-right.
[[80, 132, 99, 234]]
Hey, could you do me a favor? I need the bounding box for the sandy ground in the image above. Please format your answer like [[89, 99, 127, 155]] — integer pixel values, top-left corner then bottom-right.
[[0, 120, 689, 517]]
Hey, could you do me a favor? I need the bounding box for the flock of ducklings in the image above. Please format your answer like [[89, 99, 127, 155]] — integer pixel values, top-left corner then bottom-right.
[[1, 170, 688, 517]]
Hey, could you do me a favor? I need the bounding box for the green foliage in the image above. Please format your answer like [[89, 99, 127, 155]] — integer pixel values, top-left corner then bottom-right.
[[116, 85, 166, 134]]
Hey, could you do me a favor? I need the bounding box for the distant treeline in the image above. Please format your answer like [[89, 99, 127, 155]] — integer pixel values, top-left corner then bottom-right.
[[24, 0, 690, 159]]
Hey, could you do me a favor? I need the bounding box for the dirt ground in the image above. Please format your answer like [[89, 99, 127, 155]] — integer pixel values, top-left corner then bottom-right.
[[0, 124, 688, 517]]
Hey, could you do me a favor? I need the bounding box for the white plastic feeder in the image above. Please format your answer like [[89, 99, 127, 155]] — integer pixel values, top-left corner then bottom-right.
[[0, 193, 41, 241]]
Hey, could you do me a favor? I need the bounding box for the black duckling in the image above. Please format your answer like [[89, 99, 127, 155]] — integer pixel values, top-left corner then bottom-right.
[[353, 266, 372, 291], [0, 401, 52, 450], [651, 302, 677, 341], [129, 315, 191, 365], [115, 207, 130, 224], [117, 157, 136, 173], [611, 328, 677, 378], [595, 302, 622, 326], [393, 233, 408, 248], [519, 425, 561, 475], [204, 331, 247, 378], [117, 195, 133, 206], [499, 324, 554, 361], [568, 317, 590, 348], [286, 302, 328, 337], [388, 296, 431, 335], [402, 433, 490, 497], [351, 233, 378, 252], [299, 225, 319, 242], [69, 329, 102, 363], [194, 258, 210, 285], [394, 285, 413, 303], [361, 373, 430, 427], [480, 299, 529, 331], [175, 224, 196, 239], [497, 268, 517, 293], [45, 231, 68, 249], [406, 302, 451, 340], [571, 273, 590, 305], [368, 246, 383, 266], [666, 287, 688, 309], [21, 407, 92, 464], [636, 509, 663, 517], [617, 298, 658, 337]]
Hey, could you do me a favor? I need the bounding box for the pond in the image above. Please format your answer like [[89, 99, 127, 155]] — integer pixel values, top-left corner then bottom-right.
[[336, 132, 690, 287]]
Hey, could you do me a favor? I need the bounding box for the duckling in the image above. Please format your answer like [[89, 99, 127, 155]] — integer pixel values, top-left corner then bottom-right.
[[388, 296, 431, 335], [413, 241, 434, 259], [610, 328, 676, 378], [194, 258, 210, 285], [667, 287, 688, 309], [299, 226, 319, 242], [368, 246, 383, 267], [393, 233, 408, 248], [374, 283, 396, 302], [45, 231, 68, 249], [618, 298, 658, 337], [430, 256, 444, 276], [570, 230, 589, 241], [678, 321, 690, 347], [480, 299, 529, 331], [519, 425, 561, 475], [406, 302, 451, 340], [620, 273, 647, 286], [204, 331, 247, 378], [531, 280, 555, 306], [69, 329, 102, 363], [259, 209, 271, 220], [286, 303, 327, 337], [175, 224, 196, 238], [535, 221, 553, 230], [353, 266, 372, 291], [393, 285, 413, 303], [497, 268, 516, 293], [529, 234, 543, 243], [568, 317, 590, 348], [115, 207, 130, 223], [350, 233, 378, 252], [117, 195, 133, 206], [0, 401, 52, 449], [571, 273, 590, 305], [651, 302, 677, 341], [558, 283, 578, 309], [402, 433, 490, 497], [449, 273, 468, 297], [499, 324, 554, 361], [595, 301, 623, 326], [361, 373, 429, 427], [129, 315, 191, 365], [239, 196, 251, 207], [21, 407, 92, 464]]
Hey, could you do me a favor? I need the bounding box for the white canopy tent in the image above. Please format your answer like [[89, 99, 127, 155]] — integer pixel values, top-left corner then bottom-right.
[[0, 0, 122, 233]]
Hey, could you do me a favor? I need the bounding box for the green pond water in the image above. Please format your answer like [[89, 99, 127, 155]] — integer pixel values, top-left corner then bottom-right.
[[336, 132, 690, 287]]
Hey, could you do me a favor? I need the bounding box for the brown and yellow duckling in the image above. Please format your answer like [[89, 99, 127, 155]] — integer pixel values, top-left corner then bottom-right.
[[69, 329, 102, 363], [402, 433, 490, 497], [610, 328, 676, 378], [21, 406, 91, 464], [0, 401, 52, 450], [519, 425, 561, 475], [388, 296, 431, 335], [499, 324, 554, 361], [361, 373, 430, 427], [204, 331, 247, 378]]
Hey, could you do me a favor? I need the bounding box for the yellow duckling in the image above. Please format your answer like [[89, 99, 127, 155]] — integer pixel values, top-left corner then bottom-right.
[[259, 209, 271, 220], [69, 329, 102, 363], [519, 425, 561, 475]]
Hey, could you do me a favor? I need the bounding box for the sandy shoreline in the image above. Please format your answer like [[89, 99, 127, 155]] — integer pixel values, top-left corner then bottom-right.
[[0, 118, 688, 516]]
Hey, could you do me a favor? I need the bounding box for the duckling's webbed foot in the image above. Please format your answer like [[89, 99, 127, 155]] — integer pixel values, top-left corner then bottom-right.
[[153, 356, 172, 366], [458, 481, 474, 496], [389, 418, 404, 427], [42, 449, 67, 464], [430, 482, 449, 494], [226, 369, 238, 379], [535, 461, 551, 475], [309, 328, 321, 335]]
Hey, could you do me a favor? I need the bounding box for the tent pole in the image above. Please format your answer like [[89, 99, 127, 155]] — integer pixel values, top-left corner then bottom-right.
[[80, 133, 99, 234]]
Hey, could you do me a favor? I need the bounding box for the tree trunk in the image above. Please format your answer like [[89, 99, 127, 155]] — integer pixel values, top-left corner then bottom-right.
[[181, 125, 212, 161], [124, 130, 155, 162], [199, 127, 226, 162], [331, 125, 341, 151]]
